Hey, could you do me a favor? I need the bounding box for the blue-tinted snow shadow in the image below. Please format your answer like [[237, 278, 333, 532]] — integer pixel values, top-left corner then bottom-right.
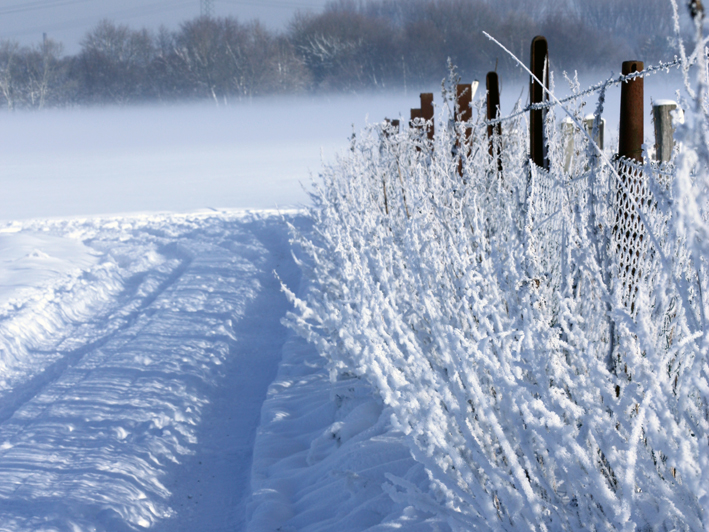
[[151, 214, 308, 532]]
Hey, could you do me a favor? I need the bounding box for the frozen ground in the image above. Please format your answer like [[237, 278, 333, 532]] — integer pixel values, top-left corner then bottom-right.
[[0, 211, 302, 530], [0, 210, 439, 532], [0, 93, 444, 531]]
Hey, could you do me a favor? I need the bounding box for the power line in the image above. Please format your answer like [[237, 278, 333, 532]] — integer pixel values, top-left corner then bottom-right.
[[0, 0, 319, 42], [218, 0, 324, 9], [1, 0, 195, 40], [0, 0, 93, 16]]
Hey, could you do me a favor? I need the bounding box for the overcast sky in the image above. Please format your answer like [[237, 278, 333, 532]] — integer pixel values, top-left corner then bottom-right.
[[0, 0, 331, 53]]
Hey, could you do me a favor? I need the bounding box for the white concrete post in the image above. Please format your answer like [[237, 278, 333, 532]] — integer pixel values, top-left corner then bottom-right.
[[652, 100, 680, 162], [583, 114, 605, 151]]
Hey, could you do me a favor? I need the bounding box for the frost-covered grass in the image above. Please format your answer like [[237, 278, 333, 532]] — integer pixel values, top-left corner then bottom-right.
[[284, 16, 709, 532]]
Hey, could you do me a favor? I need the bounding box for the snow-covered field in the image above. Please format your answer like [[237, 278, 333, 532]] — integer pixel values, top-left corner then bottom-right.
[[0, 210, 437, 532], [0, 94, 415, 220], [0, 212, 298, 530], [0, 94, 438, 532]]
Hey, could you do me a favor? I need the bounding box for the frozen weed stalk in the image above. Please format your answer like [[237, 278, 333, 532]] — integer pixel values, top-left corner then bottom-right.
[[282, 1, 709, 529]]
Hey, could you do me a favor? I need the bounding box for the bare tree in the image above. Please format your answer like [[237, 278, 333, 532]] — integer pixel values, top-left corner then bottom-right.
[[0, 41, 20, 110], [76, 20, 156, 104], [23, 38, 66, 109]]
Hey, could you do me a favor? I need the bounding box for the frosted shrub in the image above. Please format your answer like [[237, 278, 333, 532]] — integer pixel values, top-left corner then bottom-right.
[[284, 29, 709, 532]]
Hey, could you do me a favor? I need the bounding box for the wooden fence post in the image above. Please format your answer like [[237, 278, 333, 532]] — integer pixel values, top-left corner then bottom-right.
[[456, 84, 473, 123], [653, 100, 677, 162], [618, 60, 644, 162], [530, 36, 549, 169], [410, 108, 423, 133], [486, 72, 502, 172]]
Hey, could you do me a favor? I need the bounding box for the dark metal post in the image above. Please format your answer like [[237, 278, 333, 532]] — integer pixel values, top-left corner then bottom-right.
[[456, 84, 472, 123], [486, 72, 502, 171], [384, 118, 400, 134], [614, 61, 646, 314], [455, 84, 474, 176], [420, 93, 434, 141], [618, 60, 644, 162], [457, 84, 473, 141], [410, 108, 423, 152], [383, 118, 400, 140], [530, 36, 549, 169]]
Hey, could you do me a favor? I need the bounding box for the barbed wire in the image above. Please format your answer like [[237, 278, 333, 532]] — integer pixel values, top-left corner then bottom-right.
[[486, 56, 685, 126]]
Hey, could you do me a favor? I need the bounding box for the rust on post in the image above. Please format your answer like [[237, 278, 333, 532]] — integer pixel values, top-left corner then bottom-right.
[[486, 72, 502, 171], [420, 93, 434, 141], [618, 60, 644, 163], [530, 36, 549, 169]]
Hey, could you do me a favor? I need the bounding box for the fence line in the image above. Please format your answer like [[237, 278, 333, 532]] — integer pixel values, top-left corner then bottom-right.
[[486, 56, 684, 126]]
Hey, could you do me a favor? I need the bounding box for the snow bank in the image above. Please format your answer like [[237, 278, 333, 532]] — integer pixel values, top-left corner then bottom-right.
[[0, 210, 305, 531], [247, 320, 448, 532]]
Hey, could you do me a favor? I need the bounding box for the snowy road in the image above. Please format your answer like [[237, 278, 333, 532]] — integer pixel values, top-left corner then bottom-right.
[[0, 212, 303, 531]]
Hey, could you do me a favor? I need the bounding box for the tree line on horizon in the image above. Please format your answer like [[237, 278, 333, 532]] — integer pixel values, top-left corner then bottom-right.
[[0, 0, 684, 109]]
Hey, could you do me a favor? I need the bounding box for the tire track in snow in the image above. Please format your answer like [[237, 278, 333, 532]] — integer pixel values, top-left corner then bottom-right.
[[0, 212, 304, 532], [0, 254, 193, 429]]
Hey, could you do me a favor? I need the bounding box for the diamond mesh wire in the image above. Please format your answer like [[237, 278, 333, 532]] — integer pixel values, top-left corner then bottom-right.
[[611, 157, 673, 314], [526, 155, 674, 319]]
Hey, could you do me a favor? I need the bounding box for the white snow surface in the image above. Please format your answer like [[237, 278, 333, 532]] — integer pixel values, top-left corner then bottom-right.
[[0, 94, 416, 220], [0, 209, 427, 532]]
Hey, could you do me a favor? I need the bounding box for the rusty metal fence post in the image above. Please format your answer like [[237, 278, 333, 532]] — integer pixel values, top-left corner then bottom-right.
[[455, 83, 476, 176], [530, 36, 549, 169], [410, 93, 434, 151], [421, 93, 434, 141], [615, 60, 645, 313], [410, 107, 423, 151], [486, 72, 502, 172], [384, 118, 400, 135], [619, 61, 644, 163]]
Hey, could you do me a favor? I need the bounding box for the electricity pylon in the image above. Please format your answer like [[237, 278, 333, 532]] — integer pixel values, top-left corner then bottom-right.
[[200, 0, 214, 17]]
